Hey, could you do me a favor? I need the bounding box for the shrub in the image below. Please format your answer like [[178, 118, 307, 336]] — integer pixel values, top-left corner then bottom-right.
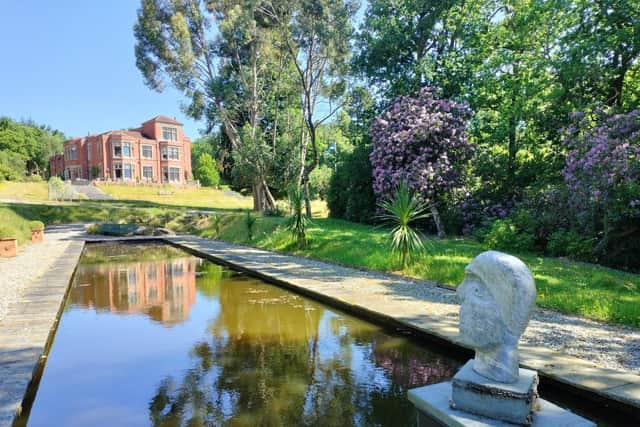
[[0, 225, 15, 238], [212, 214, 223, 238], [378, 182, 430, 270], [244, 210, 256, 242], [195, 153, 220, 187], [482, 219, 535, 253], [327, 144, 376, 223], [285, 186, 312, 248], [0, 150, 26, 181], [547, 229, 594, 260], [370, 86, 473, 237], [29, 220, 44, 231], [308, 165, 332, 200]]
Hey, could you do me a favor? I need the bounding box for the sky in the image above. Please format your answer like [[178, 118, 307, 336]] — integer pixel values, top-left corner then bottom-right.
[[0, 1, 202, 139]]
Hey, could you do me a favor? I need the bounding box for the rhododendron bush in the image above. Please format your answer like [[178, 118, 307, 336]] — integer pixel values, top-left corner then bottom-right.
[[562, 109, 640, 269], [370, 87, 473, 237]]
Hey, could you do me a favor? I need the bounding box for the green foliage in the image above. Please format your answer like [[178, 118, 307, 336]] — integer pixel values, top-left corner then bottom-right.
[[0, 150, 26, 181], [482, 219, 535, 253], [327, 144, 376, 223], [212, 214, 223, 238], [377, 182, 430, 270], [0, 225, 14, 238], [244, 210, 256, 242], [285, 186, 312, 248], [195, 153, 220, 187], [0, 117, 64, 177], [547, 230, 594, 261], [308, 165, 332, 200], [29, 220, 44, 231]]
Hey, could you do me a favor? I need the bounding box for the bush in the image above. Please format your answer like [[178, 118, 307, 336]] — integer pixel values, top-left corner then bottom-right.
[[547, 229, 594, 260], [308, 165, 332, 200], [0, 225, 15, 238], [327, 144, 376, 223], [0, 150, 26, 181], [195, 153, 220, 187], [482, 219, 535, 253], [29, 220, 44, 231]]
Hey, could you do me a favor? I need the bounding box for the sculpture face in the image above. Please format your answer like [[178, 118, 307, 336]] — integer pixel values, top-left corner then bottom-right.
[[456, 251, 536, 383], [458, 271, 504, 350]]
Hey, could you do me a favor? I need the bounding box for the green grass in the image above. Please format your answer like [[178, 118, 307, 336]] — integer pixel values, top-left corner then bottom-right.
[[0, 181, 49, 201], [0, 206, 33, 244], [198, 215, 640, 328], [98, 183, 253, 210]]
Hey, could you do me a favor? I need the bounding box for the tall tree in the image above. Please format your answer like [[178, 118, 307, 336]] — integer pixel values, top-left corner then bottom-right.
[[264, 0, 358, 216], [134, 0, 289, 211]]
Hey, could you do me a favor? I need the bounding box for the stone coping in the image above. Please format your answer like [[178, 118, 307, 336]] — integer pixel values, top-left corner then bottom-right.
[[162, 235, 640, 419]]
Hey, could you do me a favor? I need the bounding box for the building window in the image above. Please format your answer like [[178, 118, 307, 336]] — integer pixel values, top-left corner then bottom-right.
[[114, 163, 122, 179], [142, 145, 152, 159], [123, 163, 132, 179], [161, 146, 179, 160], [169, 167, 180, 182], [70, 145, 78, 161], [87, 142, 92, 161], [143, 166, 153, 180], [113, 142, 131, 157], [162, 127, 177, 141]]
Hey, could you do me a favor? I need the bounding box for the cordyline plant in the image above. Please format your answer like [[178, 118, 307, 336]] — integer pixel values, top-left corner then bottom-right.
[[378, 182, 431, 271], [286, 185, 312, 249], [370, 87, 473, 237], [244, 210, 256, 242]]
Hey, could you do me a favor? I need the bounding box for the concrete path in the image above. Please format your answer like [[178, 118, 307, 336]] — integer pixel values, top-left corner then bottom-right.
[[71, 183, 114, 200], [165, 235, 640, 417], [0, 225, 85, 426]]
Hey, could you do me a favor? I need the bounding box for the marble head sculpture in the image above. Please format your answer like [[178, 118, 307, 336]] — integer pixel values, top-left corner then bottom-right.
[[457, 250, 536, 383]]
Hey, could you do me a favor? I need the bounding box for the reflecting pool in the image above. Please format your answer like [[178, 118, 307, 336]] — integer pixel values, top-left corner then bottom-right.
[[24, 243, 461, 426]]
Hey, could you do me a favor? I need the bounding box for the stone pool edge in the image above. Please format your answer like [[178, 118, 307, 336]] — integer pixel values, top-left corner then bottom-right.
[[0, 240, 85, 427], [162, 235, 640, 420]]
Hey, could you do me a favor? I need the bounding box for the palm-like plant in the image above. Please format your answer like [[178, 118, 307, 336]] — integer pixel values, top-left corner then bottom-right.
[[244, 210, 256, 242], [378, 182, 430, 270], [285, 185, 312, 248], [212, 214, 222, 238]]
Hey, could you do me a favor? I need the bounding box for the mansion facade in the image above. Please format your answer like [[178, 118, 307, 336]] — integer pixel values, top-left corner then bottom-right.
[[50, 115, 192, 184]]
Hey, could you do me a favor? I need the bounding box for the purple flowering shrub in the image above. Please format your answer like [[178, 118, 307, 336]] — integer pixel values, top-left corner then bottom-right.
[[369, 87, 473, 235], [561, 109, 640, 269]]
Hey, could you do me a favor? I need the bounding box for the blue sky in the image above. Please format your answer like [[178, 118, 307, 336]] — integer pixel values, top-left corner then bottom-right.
[[0, 1, 202, 139]]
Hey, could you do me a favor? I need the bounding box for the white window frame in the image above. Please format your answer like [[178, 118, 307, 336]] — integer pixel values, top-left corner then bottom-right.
[[123, 163, 133, 180], [142, 166, 153, 180], [169, 167, 180, 182], [87, 142, 92, 161], [162, 126, 177, 141], [70, 145, 78, 161], [142, 144, 153, 159]]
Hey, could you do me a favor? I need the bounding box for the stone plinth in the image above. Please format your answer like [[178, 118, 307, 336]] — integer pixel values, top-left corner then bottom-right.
[[451, 360, 538, 425], [409, 382, 596, 427], [0, 238, 17, 257]]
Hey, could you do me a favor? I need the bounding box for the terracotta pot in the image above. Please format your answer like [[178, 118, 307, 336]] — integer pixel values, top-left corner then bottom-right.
[[31, 229, 44, 243], [0, 238, 17, 258]]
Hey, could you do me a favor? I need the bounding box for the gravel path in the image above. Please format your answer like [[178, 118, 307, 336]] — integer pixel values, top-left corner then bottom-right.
[[0, 226, 79, 321]]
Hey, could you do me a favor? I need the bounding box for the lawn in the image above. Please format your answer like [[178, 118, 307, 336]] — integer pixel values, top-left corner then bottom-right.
[[0, 181, 49, 202], [98, 183, 253, 210]]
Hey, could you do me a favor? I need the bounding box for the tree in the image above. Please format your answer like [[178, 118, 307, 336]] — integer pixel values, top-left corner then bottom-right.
[[265, 0, 358, 216], [134, 0, 288, 211], [195, 153, 220, 187], [370, 87, 473, 237]]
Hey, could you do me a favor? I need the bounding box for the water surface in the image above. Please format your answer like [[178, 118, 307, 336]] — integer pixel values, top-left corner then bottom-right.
[[25, 243, 461, 426]]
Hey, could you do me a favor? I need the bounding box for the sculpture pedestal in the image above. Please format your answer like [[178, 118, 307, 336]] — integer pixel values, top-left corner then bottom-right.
[[408, 382, 595, 427], [451, 360, 538, 425]]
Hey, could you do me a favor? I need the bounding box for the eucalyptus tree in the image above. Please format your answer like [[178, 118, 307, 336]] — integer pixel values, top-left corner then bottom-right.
[[263, 0, 359, 216], [134, 0, 290, 211]]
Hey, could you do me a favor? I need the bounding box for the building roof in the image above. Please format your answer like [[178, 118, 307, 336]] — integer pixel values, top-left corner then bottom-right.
[[143, 115, 183, 126]]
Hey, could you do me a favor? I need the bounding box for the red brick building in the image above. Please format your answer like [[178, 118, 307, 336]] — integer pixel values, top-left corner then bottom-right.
[[49, 115, 192, 183]]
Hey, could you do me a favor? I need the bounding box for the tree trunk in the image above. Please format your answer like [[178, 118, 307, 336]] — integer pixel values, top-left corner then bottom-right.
[[303, 172, 312, 217], [430, 205, 446, 238]]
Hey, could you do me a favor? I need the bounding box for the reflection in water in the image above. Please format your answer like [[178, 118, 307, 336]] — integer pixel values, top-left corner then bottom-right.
[[70, 245, 198, 325], [25, 243, 461, 427], [149, 267, 458, 426]]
